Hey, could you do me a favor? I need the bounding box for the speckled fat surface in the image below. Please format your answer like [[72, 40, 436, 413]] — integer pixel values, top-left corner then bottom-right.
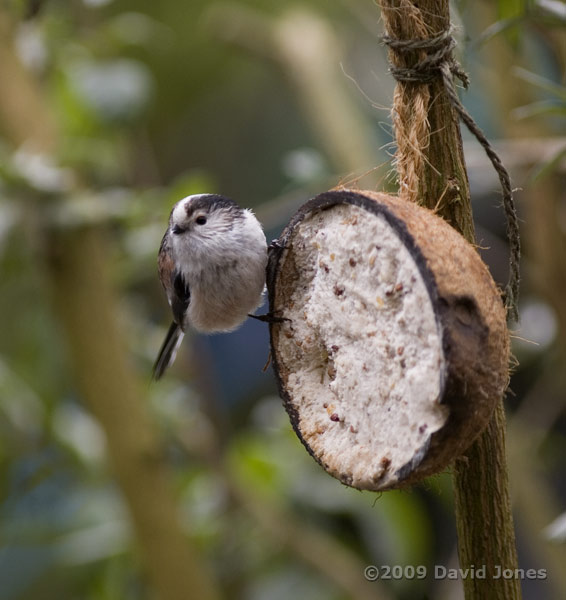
[[278, 204, 448, 489]]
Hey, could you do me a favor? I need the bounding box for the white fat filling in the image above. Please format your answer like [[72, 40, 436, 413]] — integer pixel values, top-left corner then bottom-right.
[[278, 204, 448, 488]]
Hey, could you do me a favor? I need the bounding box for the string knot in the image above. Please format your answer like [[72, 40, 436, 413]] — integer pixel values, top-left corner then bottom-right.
[[382, 25, 520, 322], [382, 27, 469, 87]]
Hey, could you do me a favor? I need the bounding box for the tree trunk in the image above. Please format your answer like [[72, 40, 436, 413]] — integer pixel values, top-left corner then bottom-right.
[[380, 2, 521, 598]]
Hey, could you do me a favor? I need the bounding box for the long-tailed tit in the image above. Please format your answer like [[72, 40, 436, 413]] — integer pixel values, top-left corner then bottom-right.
[[153, 193, 268, 380]]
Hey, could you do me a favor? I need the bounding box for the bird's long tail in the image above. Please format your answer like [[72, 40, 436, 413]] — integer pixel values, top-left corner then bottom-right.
[[152, 322, 184, 380]]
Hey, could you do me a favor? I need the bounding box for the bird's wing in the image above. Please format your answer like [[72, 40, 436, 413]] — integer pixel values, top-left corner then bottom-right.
[[171, 271, 190, 326], [158, 233, 190, 327]]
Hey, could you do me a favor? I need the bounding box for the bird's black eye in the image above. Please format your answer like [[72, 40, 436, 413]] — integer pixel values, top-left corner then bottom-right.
[[195, 215, 207, 225]]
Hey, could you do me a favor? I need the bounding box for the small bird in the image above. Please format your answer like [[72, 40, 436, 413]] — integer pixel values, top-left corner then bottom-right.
[[153, 193, 268, 380]]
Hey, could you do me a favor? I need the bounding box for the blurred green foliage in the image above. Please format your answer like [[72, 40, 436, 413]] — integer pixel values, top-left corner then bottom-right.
[[0, 0, 565, 599]]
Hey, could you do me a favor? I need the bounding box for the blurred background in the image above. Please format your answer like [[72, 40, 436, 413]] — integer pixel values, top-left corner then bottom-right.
[[0, 0, 564, 599]]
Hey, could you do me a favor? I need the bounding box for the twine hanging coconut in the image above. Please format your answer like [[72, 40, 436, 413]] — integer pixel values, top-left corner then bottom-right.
[[266, 190, 509, 491], [264, 2, 519, 492]]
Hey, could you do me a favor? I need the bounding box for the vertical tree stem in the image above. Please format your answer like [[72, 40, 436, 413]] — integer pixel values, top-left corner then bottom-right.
[[380, 2, 521, 599], [0, 11, 220, 600], [48, 228, 221, 600]]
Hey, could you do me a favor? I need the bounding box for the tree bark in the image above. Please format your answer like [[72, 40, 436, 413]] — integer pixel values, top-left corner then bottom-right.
[[380, 2, 521, 599]]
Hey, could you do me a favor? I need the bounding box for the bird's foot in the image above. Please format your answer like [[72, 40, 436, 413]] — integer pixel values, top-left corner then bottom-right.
[[248, 312, 290, 324], [268, 238, 287, 251]]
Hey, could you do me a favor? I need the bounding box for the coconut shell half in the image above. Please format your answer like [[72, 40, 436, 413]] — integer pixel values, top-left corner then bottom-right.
[[267, 190, 509, 491]]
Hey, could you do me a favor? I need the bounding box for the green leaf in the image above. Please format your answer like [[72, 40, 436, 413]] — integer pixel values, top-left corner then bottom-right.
[[477, 1, 540, 47], [534, 0, 566, 22], [514, 67, 566, 100], [528, 146, 566, 182], [475, 16, 524, 46], [497, 0, 527, 20], [513, 99, 566, 120]]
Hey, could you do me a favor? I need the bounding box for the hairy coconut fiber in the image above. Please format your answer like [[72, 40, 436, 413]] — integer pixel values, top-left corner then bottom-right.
[[267, 189, 509, 491]]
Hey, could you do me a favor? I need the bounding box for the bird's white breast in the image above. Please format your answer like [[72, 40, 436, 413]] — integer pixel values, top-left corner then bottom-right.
[[173, 209, 268, 332]]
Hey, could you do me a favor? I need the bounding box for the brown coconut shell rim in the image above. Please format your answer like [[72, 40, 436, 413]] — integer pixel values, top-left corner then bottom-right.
[[266, 190, 466, 486]]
